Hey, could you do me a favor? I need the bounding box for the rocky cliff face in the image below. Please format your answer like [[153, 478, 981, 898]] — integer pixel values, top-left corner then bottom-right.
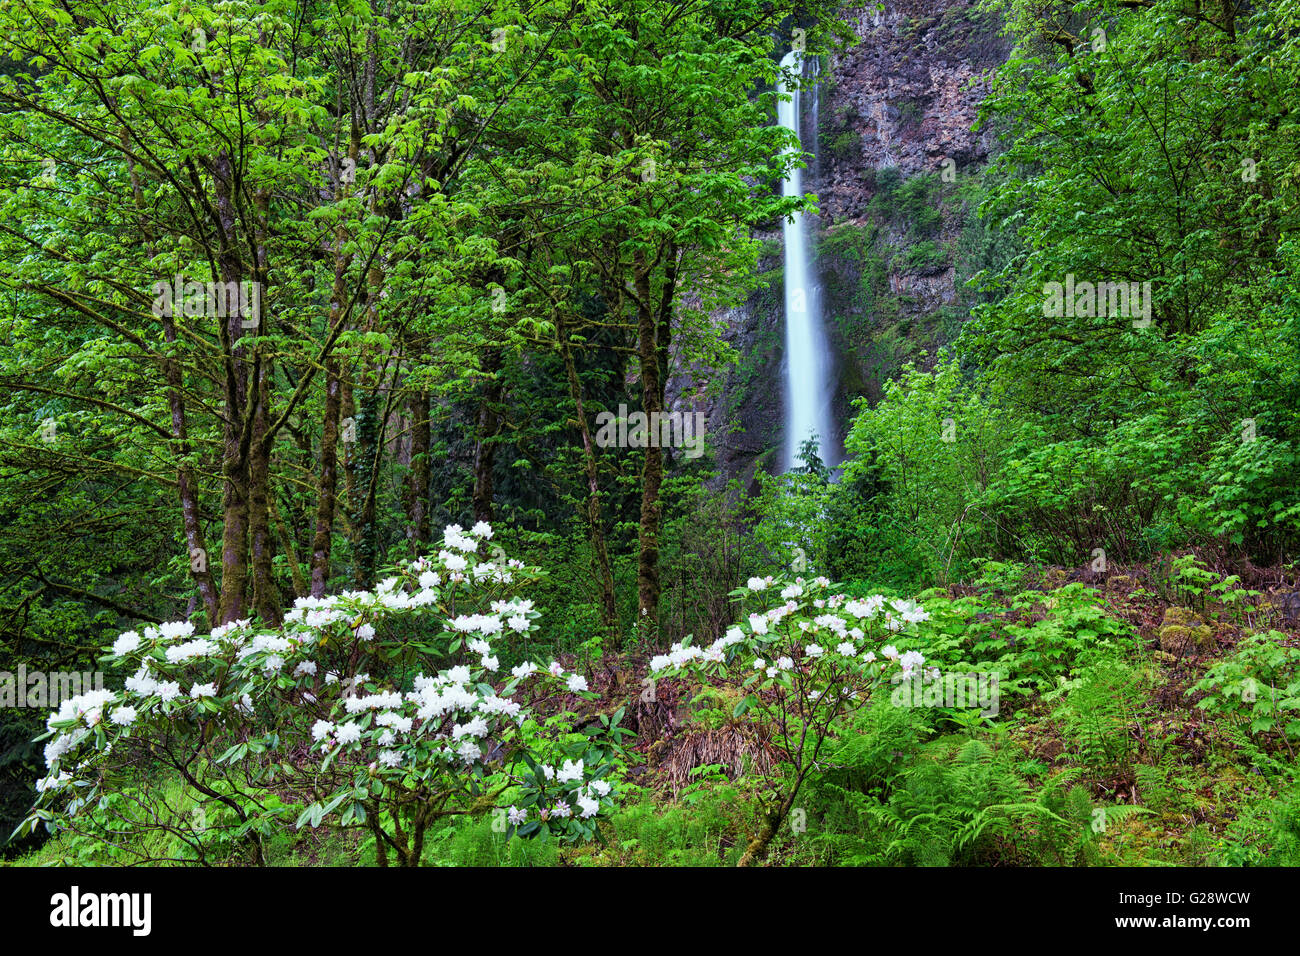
[[815, 1, 1007, 216], [666, 0, 1009, 489]]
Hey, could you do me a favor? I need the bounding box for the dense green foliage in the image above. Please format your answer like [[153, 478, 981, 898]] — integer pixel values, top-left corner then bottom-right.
[[2, 0, 1299, 868], [797, 0, 1300, 591]]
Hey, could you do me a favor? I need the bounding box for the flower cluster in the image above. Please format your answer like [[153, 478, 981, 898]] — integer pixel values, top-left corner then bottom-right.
[[28, 523, 617, 852], [650, 576, 933, 707]]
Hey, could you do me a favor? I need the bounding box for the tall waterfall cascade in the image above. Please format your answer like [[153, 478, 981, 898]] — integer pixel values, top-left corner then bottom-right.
[[777, 50, 836, 473]]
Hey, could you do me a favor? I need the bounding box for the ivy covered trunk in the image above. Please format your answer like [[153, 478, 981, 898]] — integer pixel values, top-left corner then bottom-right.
[[215, 152, 251, 625]]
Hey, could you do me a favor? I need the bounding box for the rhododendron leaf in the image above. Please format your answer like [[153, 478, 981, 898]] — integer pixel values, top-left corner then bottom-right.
[[217, 743, 248, 764]]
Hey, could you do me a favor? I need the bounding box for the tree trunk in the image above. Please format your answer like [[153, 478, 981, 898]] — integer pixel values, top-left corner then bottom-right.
[[471, 350, 502, 525], [270, 492, 307, 599], [248, 184, 281, 624], [249, 356, 282, 624], [737, 788, 799, 867], [407, 390, 431, 550], [634, 258, 662, 640], [351, 385, 381, 588], [214, 152, 251, 625], [161, 315, 219, 624], [558, 319, 619, 640], [311, 359, 343, 597], [125, 132, 220, 624]]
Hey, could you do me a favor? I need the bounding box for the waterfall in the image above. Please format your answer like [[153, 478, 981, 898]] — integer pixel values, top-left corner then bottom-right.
[[777, 50, 836, 473]]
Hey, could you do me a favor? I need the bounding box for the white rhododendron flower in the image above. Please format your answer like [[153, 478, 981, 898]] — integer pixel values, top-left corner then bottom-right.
[[165, 639, 215, 663], [376, 712, 413, 733], [890, 599, 930, 624], [456, 740, 481, 762], [478, 695, 521, 718], [25, 525, 621, 855], [125, 668, 158, 697], [157, 620, 196, 641], [44, 735, 73, 768], [453, 716, 488, 739], [334, 723, 362, 745], [443, 524, 476, 551], [211, 619, 251, 641], [112, 631, 140, 656], [36, 772, 73, 793]]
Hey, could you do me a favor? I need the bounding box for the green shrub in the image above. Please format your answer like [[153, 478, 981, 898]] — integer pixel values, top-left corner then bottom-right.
[[839, 353, 1019, 585], [826, 130, 860, 161], [896, 239, 948, 273], [1190, 631, 1300, 743]]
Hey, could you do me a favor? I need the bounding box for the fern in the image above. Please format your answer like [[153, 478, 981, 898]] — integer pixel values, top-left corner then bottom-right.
[[1052, 653, 1153, 778]]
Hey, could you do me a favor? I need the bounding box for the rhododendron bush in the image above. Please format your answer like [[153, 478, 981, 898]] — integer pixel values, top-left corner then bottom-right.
[[650, 575, 931, 866], [21, 524, 621, 866]]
